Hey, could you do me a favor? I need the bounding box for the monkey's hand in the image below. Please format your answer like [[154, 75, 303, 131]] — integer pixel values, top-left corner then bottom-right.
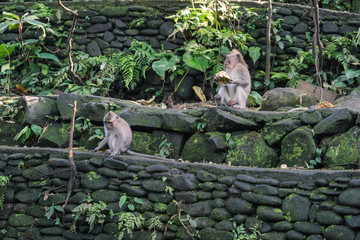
[[214, 71, 232, 85]]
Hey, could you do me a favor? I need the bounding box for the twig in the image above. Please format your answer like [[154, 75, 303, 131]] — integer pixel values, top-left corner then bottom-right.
[[311, 0, 324, 101], [62, 101, 78, 209], [265, 0, 272, 82], [58, 0, 83, 85]]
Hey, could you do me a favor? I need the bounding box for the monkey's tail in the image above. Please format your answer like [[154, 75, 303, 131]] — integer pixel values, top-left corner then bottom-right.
[[126, 150, 176, 162]]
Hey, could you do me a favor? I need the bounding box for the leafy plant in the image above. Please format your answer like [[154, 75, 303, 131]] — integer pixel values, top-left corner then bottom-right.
[[0, 176, 9, 210], [112, 211, 145, 240], [13, 124, 43, 144], [45, 204, 64, 225], [156, 137, 173, 158], [75, 117, 92, 132], [233, 222, 260, 240], [226, 132, 236, 166], [197, 122, 207, 132], [309, 148, 322, 169], [118, 194, 143, 211], [71, 199, 107, 233], [148, 216, 162, 240]]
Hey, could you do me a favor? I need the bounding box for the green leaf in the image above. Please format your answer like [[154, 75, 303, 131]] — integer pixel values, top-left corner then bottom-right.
[[0, 22, 11, 34], [54, 205, 64, 212], [45, 208, 54, 219], [36, 52, 61, 64], [285, 35, 293, 44], [31, 124, 43, 136], [315, 156, 322, 163], [134, 197, 143, 205], [119, 195, 127, 208], [128, 204, 135, 211], [278, 41, 284, 50], [248, 46, 261, 65], [1, 63, 11, 73], [14, 126, 29, 141], [309, 160, 317, 165], [196, 55, 209, 72], [183, 52, 202, 72], [2, 11, 20, 20], [152, 58, 169, 78], [248, 91, 262, 106], [23, 18, 45, 27]]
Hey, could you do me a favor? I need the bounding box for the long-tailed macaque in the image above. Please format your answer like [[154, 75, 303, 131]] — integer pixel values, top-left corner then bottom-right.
[[215, 49, 251, 109], [94, 111, 175, 161]]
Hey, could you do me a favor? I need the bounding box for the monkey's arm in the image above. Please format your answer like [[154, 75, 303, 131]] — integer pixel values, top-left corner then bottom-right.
[[94, 135, 109, 151]]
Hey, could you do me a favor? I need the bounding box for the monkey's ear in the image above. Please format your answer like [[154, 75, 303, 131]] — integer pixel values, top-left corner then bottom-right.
[[236, 54, 242, 63]]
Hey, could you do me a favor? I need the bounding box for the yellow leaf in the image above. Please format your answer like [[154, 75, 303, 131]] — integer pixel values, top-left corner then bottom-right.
[[192, 86, 206, 102]]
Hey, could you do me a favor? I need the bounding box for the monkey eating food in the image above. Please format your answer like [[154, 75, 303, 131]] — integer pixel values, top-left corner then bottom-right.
[[94, 111, 175, 161], [214, 49, 251, 109]]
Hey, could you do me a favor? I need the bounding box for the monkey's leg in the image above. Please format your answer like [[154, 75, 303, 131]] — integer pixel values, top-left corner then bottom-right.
[[232, 87, 247, 109]]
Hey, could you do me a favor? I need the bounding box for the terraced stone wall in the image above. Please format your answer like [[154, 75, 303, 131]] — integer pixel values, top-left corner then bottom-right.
[[0, 147, 360, 240]]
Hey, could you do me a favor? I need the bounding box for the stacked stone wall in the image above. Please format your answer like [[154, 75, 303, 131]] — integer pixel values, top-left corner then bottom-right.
[[0, 147, 359, 240]]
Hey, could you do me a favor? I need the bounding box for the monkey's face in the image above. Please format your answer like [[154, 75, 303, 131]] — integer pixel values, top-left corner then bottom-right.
[[105, 121, 113, 130]]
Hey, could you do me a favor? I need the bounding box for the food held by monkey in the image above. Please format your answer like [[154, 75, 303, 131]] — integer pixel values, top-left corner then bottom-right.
[[214, 49, 251, 109], [94, 111, 175, 161]]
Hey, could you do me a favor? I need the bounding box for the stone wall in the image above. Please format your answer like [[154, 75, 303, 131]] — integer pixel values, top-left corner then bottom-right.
[[2, 93, 359, 169], [0, 146, 360, 240]]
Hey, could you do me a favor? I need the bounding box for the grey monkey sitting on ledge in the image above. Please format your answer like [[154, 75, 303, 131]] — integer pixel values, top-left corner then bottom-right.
[[94, 111, 175, 161]]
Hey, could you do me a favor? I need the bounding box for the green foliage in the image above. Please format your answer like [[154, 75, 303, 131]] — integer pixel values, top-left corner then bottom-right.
[[0, 176, 9, 210], [196, 122, 207, 132], [232, 222, 260, 240], [112, 211, 145, 240], [75, 117, 92, 132], [13, 124, 43, 144], [156, 137, 173, 158], [118, 194, 143, 211], [45, 204, 64, 225], [309, 148, 323, 169], [0, 97, 19, 120], [71, 199, 107, 233], [248, 91, 262, 106], [148, 216, 162, 240], [0, 7, 61, 95]]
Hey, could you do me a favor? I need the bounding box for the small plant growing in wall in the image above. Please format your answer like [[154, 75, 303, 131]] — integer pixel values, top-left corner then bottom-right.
[[156, 137, 173, 158], [0, 176, 9, 210], [71, 197, 107, 233], [45, 204, 64, 225], [13, 124, 43, 145], [308, 148, 323, 169], [232, 222, 261, 240]]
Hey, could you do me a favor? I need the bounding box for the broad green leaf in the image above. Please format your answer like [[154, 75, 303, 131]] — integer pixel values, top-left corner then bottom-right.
[[309, 160, 317, 165], [128, 204, 135, 211], [24, 39, 39, 45], [345, 70, 360, 79], [249, 91, 262, 106], [152, 59, 169, 78], [278, 41, 284, 50], [183, 52, 202, 72], [54, 205, 64, 212], [31, 124, 43, 136], [0, 22, 10, 34], [119, 195, 127, 208], [36, 52, 61, 64], [315, 156, 322, 163], [134, 197, 143, 205], [2, 11, 20, 20], [1, 63, 10, 73], [196, 55, 209, 72], [24, 18, 45, 27], [249, 46, 261, 64]]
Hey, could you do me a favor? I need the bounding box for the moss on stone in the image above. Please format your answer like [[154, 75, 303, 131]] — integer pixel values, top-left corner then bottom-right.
[[100, 6, 128, 17], [279, 126, 316, 167], [323, 126, 359, 167], [226, 131, 278, 167]]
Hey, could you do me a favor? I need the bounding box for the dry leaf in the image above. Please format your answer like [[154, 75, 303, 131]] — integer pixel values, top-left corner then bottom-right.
[[192, 86, 206, 102], [214, 71, 232, 85]]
